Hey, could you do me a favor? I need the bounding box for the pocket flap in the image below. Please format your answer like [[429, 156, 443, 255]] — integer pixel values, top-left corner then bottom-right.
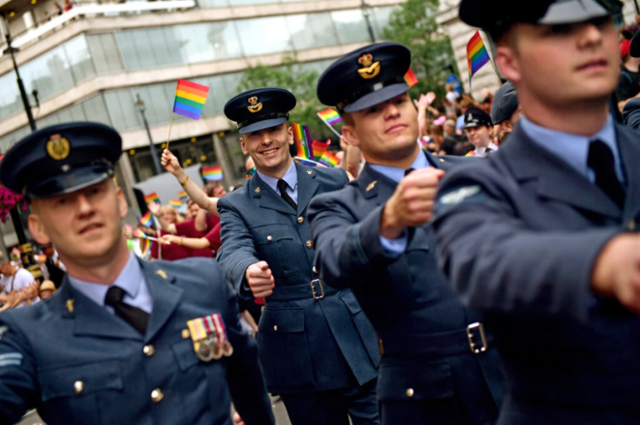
[[172, 339, 201, 371], [378, 361, 453, 401], [40, 360, 123, 402], [340, 290, 362, 315], [258, 308, 304, 333]]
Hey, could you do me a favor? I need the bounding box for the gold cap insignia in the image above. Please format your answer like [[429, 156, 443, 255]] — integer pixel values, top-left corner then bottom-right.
[[46, 134, 71, 161], [357, 54, 381, 80], [155, 270, 167, 279], [247, 96, 263, 113], [366, 180, 378, 192]]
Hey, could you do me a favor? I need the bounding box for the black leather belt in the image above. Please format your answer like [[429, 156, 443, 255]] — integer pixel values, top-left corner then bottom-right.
[[266, 280, 339, 302]]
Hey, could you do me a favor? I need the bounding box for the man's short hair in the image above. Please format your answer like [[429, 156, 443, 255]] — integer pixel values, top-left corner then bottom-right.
[[204, 182, 222, 197]]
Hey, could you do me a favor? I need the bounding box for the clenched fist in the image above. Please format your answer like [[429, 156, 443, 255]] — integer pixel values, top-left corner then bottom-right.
[[245, 261, 275, 298]]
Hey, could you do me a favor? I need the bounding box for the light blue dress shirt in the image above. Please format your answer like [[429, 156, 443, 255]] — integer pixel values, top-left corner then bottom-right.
[[256, 160, 299, 204], [520, 115, 625, 186], [370, 147, 430, 257], [68, 252, 153, 314]]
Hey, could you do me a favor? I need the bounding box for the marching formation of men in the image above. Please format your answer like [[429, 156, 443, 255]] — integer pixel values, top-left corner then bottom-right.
[[0, 1, 638, 424]]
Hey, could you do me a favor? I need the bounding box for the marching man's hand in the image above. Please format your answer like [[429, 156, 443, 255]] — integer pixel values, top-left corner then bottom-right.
[[245, 261, 275, 298], [233, 412, 245, 425]]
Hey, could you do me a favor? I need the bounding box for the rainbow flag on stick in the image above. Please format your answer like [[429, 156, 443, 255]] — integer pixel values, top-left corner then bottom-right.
[[467, 31, 491, 88], [202, 165, 223, 181], [316, 109, 342, 138], [140, 212, 154, 228], [319, 151, 339, 168], [170, 199, 182, 207], [178, 190, 188, 201], [312, 140, 330, 161], [293, 123, 313, 160], [139, 238, 151, 256], [144, 192, 160, 206], [404, 68, 419, 88], [173, 79, 210, 120]]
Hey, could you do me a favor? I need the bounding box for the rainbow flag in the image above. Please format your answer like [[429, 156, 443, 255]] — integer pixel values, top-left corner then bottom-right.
[[173, 79, 210, 120], [139, 238, 151, 256], [404, 68, 418, 87], [202, 165, 223, 181], [319, 151, 339, 168], [295, 157, 321, 167], [144, 192, 160, 206], [311, 140, 330, 161], [170, 199, 182, 207], [178, 190, 188, 201], [317, 108, 341, 126], [133, 228, 147, 239], [139, 211, 153, 228], [467, 31, 491, 88], [292, 123, 313, 160]]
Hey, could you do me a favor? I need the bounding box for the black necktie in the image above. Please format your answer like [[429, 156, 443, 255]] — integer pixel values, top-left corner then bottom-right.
[[404, 168, 415, 177], [485, 148, 494, 154], [105, 286, 149, 335], [277, 179, 297, 210], [587, 140, 625, 208]]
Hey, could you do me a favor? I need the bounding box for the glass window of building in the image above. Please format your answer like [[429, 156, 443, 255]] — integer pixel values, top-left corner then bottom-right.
[[104, 89, 141, 132], [20, 44, 75, 104], [286, 13, 338, 51], [82, 95, 112, 126], [236, 16, 292, 57], [198, 0, 230, 7], [228, 0, 276, 6], [86, 33, 125, 74], [0, 73, 22, 121], [331, 9, 370, 45], [179, 22, 243, 64], [372, 6, 394, 39], [135, 84, 173, 127], [63, 35, 96, 84]]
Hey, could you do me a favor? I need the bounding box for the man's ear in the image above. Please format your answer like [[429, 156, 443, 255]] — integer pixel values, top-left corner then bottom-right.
[[495, 45, 521, 84], [287, 124, 294, 146], [116, 187, 128, 220], [503, 121, 514, 132], [28, 213, 51, 246], [240, 137, 249, 155], [341, 125, 361, 149]]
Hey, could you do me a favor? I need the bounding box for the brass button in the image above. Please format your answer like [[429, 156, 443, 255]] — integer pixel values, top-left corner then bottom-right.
[[628, 220, 636, 231], [306, 240, 313, 249], [298, 216, 304, 224], [151, 389, 164, 403], [182, 329, 190, 339], [406, 388, 414, 398], [312, 266, 318, 274], [267, 235, 273, 242], [273, 325, 278, 331], [143, 345, 155, 357], [74, 381, 84, 394]]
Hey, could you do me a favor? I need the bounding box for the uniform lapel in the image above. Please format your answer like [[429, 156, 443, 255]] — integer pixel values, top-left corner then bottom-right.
[[139, 259, 183, 343], [295, 162, 320, 214], [617, 127, 640, 222], [62, 277, 144, 341], [251, 172, 297, 216], [504, 125, 621, 220], [356, 164, 397, 207]]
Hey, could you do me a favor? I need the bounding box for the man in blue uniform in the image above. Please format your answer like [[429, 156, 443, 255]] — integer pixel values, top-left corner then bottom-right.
[[216, 88, 380, 425], [0, 122, 274, 425], [433, 1, 640, 424], [307, 42, 505, 425]]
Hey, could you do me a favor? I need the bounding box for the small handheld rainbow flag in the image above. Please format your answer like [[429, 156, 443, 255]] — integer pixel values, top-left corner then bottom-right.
[[178, 190, 188, 201], [467, 31, 491, 88], [139, 238, 151, 256], [170, 199, 182, 207], [140, 211, 154, 228], [319, 151, 339, 168], [292, 123, 313, 160], [312, 140, 330, 161], [133, 228, 147, 239], [202, 165, 223, 181], [295, 157, 324, 167], [144, 192, 160, 206], [173, 79, 210, 120], [317, 108, 341, 126], [404, 68, 419, 88]]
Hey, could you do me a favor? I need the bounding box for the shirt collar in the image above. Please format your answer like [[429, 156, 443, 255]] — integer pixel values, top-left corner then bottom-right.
[[520, 115, 622, 182], [256, 160, 298, 193], [67, 252, 144, 307], [369, 146, 430, 183]]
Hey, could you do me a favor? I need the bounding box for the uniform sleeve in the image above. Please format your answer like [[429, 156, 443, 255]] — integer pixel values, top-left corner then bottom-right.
[[0, 315, 39, 423], [216, 201, 260, 300], [432, 176, 619, 322], [308, 192, 397, 290], [615, 71, 633, 102], [215, 266, 274, 425]]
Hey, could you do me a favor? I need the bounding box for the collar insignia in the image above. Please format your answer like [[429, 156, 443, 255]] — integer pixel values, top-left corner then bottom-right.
[[47, 134, 71, 161], [255, 187, 261, 194], [357, 54, 381, 80], [247, 96, 263, 113], [366, 180, 378, 192], [65, 299, 75, 313], [155, 270, 167, 279]]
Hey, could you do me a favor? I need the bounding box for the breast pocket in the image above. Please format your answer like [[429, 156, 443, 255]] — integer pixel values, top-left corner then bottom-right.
[[257, 307, 315, 388], [250, 224, 299, 277], [38, 360, 123, 424]]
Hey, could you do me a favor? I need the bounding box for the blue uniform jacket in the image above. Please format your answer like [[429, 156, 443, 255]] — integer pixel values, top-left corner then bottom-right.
[[217, 162, 379, 394], [0, 257, 274, 425], [307, 151, 505, 409], [433, 123, 640, 425]]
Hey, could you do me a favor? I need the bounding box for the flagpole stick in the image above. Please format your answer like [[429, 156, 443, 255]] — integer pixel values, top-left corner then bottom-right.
[[489, 59, 503, 86], [317, 113, 343, 138], [166, 112, 174, 151]]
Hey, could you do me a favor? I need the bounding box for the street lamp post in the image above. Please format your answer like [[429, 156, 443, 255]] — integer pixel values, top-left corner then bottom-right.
[[360, 0, 376, 44], [134, 94, 163, 175]]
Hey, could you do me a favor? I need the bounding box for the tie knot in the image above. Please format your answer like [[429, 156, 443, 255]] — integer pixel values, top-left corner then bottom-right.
[[105, 286, 125, 306], [588, 139, 614, 167], [404, 168, 415, 177], [277, 179, 289, 193]]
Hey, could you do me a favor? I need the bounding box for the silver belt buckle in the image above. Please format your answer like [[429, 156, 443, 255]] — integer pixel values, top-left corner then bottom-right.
[[466, 322, 488, 354], [310, 279, 325, 300]]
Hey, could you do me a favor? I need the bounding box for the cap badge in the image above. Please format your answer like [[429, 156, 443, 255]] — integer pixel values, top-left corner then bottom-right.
[[247, 96, 263, 113], [357, 54, 381, 80], [46, 134, 71, 161], [468, 114, 473, 121]]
